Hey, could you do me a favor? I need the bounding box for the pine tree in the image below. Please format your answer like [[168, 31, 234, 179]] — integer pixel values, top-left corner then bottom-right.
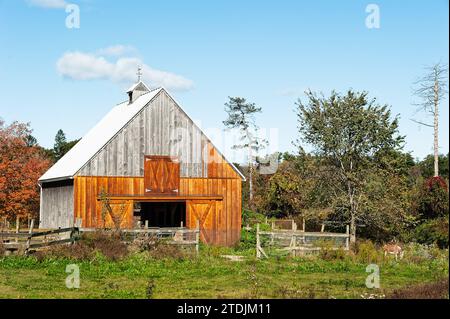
[[53, 129, 67, 161], [223, 97, 266, 210]]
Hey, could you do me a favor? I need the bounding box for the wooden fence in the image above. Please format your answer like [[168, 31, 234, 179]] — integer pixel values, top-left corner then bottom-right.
[[1, 219, 200, 256], [79, 219, 201, 254], [0, 219, 80, 255], [256, 223, 350, 258]]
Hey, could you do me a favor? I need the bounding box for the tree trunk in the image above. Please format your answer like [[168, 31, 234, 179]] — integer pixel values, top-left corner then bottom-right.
[[249, 161, 254, 210], [348, 183, 357, 244], [248, 145, 254, 210], [434, 79, 439, 177], [350, 213, 357, 244]]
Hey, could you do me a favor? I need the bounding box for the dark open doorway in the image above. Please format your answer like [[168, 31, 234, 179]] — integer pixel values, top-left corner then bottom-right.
[[136, 201, 186, 228]]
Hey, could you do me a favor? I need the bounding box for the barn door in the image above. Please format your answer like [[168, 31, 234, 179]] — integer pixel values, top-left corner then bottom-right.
[[144, 156, 180, 194], [95, 199, 134, 229], [186, 200, 222, 244]]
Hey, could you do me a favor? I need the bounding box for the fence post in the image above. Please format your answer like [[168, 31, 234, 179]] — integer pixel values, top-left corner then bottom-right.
[[321, 224, 325, 232], [291, 232, 297, 257], [345, 225, 350, 250], [256, 224, 261, 258], [195, 219, 200, 255], [180, 221, 184, 228], [70, 225, 79, 245], [144, 220, 149, 230], [25, 219, 35, 255], [300, 219, 306, 245], [15, 216, 20, 243]]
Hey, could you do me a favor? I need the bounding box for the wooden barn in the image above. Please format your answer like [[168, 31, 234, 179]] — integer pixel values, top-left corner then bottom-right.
[[38, 81, 244, 246]]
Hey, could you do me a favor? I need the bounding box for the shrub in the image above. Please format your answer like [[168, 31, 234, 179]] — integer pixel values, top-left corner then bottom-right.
[[403, 242, 449, 265], [147, 243, 188, 260], [402, 243, 432, 264], [316, 240, 347, 261], [35, 231, 129, 261], [129, 233, 159, 252], [238, 227, 257, 250], [354, 240, 380, 264], [34, 241, 94, 261], [388, 278, 449, 299], [129, 233, 190, 260], [415, 177, 449, 220], [81, 231, 129, 261], [319, 248, 347, 261], [413, 216, 449, 248]]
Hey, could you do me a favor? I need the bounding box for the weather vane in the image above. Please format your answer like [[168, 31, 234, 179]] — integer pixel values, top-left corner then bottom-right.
[[136, 66, 143, 82]]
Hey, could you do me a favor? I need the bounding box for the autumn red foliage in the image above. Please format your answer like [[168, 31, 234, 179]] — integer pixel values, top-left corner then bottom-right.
[[425, 176, 448, 192], [0, 120, 51, 221]]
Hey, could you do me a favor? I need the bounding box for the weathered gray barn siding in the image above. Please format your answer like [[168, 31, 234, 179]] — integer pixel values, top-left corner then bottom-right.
[[78, 90, 209, 178], [40, 184, 74, 229]]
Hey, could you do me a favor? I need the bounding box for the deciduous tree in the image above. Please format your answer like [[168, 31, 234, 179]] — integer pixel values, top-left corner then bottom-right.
[[0, 120, 51, 221], [295, 90, 404, 243]]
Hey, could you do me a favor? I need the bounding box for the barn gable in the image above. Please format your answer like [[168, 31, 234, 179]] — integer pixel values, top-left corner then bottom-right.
[[39, 84, 244, 182], [78, 89, 209, 178]]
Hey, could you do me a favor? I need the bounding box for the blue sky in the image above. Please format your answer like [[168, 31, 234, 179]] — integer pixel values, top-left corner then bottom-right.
[[0, 0, 448, 162]]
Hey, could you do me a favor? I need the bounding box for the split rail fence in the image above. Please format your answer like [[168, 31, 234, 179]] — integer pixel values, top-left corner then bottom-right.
[[0, 219, 80, 255], [255, 222, 350, 258], [1, 217, 200, 255]]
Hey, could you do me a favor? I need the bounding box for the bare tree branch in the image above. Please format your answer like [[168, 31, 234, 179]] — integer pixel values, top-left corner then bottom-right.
[[410, 118, 434, 128]]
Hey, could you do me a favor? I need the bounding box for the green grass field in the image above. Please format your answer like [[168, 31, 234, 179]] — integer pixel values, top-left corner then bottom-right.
[[0, 243, 448, 299]]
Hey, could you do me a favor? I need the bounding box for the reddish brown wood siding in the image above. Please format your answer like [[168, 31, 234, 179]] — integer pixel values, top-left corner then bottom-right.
[[73, 176, 241, 246], [207, 143, 241, 179]]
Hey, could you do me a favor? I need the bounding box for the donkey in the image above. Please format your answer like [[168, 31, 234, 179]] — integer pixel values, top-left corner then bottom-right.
[[383, 240, 404, 261]]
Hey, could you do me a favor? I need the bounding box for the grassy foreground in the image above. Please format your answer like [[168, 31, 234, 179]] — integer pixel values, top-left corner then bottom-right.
[[0, 243, 448, 299]]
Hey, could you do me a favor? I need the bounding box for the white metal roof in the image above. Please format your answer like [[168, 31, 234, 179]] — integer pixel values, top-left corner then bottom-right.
[[39, 87, 162, 182], [39, 86, 245, 182]]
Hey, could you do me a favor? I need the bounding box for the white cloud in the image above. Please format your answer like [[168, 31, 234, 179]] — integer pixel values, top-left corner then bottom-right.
[[96, 45, 136, 57], [56, 49, 194, 91], [27, 0, 68, 9], [56, 52, 111, 80]]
